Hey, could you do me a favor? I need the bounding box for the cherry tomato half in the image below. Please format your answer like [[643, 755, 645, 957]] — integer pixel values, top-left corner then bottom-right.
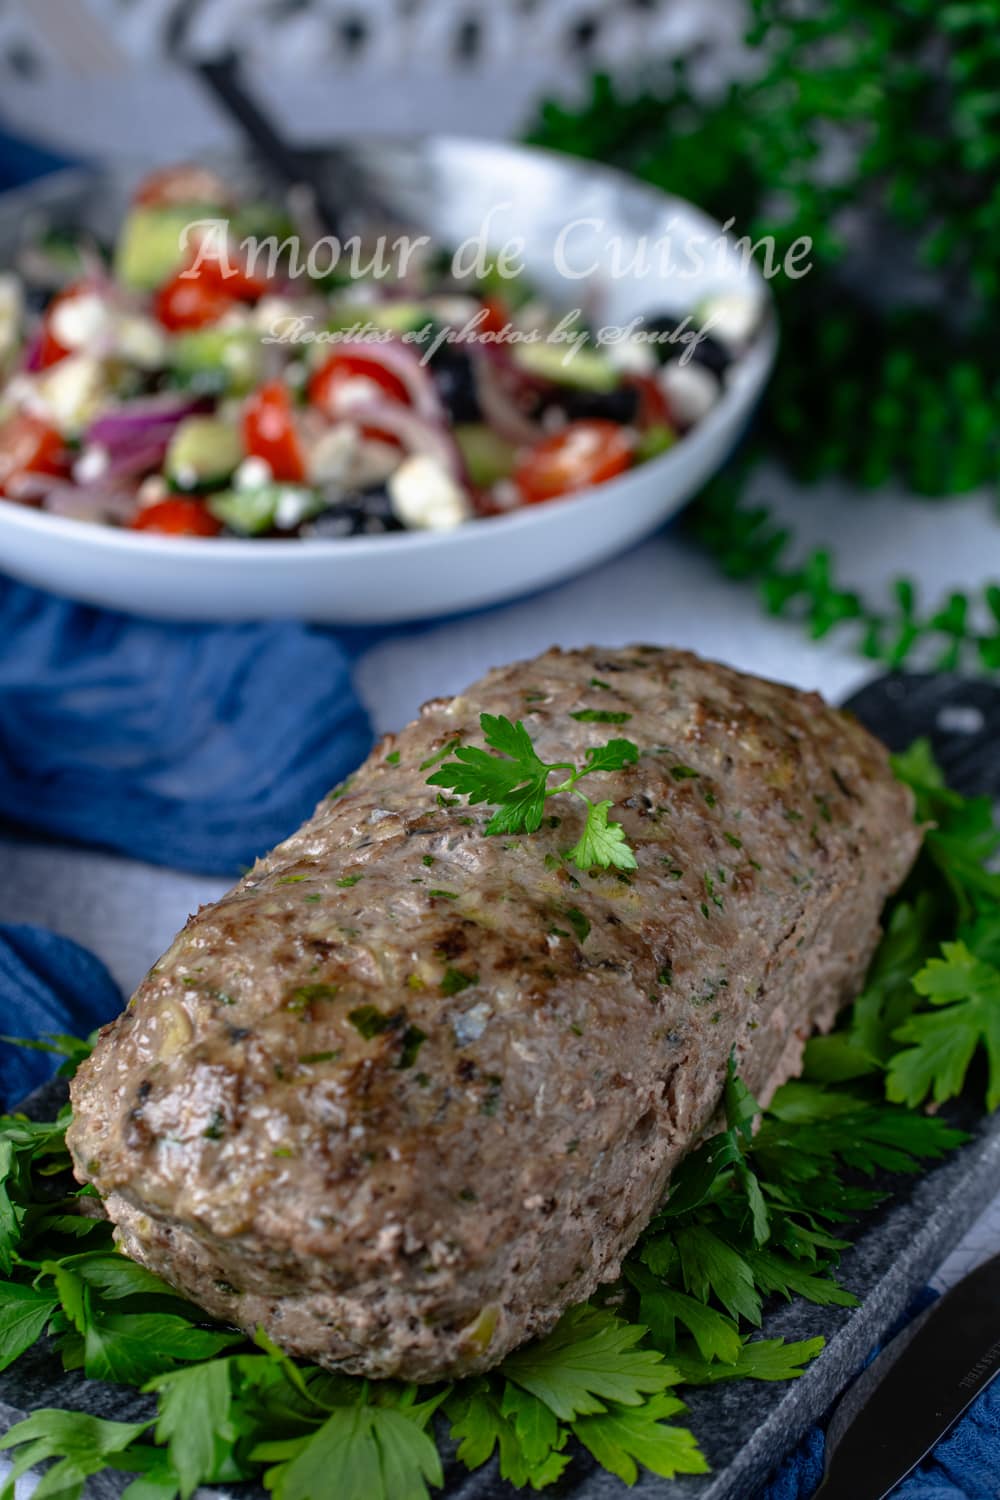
[[153, 273, 238, 331], [628, 374, 673, 430], [193, 251, 271, 302], [309, 353, 411, 414], [478, 295, 509, 336], [514, 419, 633, 504], [36, 322, 71, 370], [130, 497, 222, 536], [34, 281, 96, 369], [0, 411, 68, 495], [134, 164, 230, 209], [181, 224, 271, 302], [243, 380, 306, 482]]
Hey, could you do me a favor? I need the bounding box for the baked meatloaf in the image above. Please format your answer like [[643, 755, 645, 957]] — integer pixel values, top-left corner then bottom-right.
[[68, 646, 921, 1380]]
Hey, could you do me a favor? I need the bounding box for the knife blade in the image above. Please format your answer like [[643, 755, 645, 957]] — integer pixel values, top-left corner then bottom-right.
[[814, 1249, 1000, 1499]]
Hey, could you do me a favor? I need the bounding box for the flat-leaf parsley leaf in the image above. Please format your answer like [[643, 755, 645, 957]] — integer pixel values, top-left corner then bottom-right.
[[428, 713, 638, 873]]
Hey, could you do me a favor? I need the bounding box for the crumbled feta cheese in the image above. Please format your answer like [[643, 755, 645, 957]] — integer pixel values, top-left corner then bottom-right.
[[52, 291, 165, 369], [137, 474, 169, 507], [604, 336, 658, 376], [427, 294, 480, 326], [115, 315, 167, 369], [274, 486, 318, 530], [72, 445, 110, 484], [252, 295, 299, 333], [698, 292, 760, 350], [659, 359, 720, 427], [2, 373, 35, 414], [35, 354, 107, 435], [306, 422, 360, 485], [49, 291, 109, 353], [326, 375, 386, 412], [388, 454, 472, 530], [492, 479, 521, 512], [215, 306, 251, 333], [335, 281, 379, 306], [234, 456, 274, 490]]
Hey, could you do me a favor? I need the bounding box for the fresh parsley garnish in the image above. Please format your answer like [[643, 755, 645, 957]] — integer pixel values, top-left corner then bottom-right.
[[440, 968, 479, 996], [889, 940, 1000, 1111], [347, 1005, 397, 1039], [563, 908, 591, 944], [397, 1025, 428, 1070], [427, 713, 639, 873], [569, 709, 632, 724]]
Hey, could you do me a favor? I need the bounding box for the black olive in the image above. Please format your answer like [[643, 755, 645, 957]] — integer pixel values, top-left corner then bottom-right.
[[304, 508, 371, 538], [685, 332, 731, 377], [641, 312, 732, 376], [542, 383, 640, 425], [304, 486, 407, 537], [429, 347, 481, 422]]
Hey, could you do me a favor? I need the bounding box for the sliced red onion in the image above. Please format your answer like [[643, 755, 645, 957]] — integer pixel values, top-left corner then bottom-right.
[[345, 399, 467, 482], [2, 472, 50, 506], [40, 480, 137, 525], [328, 338, 444, 423], [22, 330, 44, 373], [101, 434, 172, 483], [472, 356, 544, 447], [87, 394, 206, 451]]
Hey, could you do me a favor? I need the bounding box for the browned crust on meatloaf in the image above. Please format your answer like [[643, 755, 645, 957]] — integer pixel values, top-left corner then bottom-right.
[[67, 646, 921, 1380]]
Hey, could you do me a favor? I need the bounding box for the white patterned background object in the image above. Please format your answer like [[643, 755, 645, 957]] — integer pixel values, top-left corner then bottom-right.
[[0, 0, 746, 160]]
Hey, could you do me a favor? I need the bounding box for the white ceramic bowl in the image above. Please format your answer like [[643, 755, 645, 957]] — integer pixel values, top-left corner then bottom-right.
[[0, 139, 776, 622]]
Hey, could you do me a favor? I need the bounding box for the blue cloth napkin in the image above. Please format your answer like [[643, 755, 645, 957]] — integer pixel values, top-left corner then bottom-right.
[[0, 923, 121, 1105], [0, 121, 74, 193], [761, 1284, 1000, 1499], [763, 1374, 1000, 1498], [0, 579, 374, 875], [2, 926, 998, 1495]]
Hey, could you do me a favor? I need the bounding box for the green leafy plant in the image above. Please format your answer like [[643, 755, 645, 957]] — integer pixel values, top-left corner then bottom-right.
[[528, 2, 1000, 670], [0, 743, 995, 1498]]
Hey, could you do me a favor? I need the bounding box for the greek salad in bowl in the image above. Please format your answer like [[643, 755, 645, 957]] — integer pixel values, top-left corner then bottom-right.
[[0, 163, 763, 541]]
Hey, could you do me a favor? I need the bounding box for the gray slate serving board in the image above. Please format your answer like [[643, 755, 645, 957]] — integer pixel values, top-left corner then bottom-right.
[[4, 672, 1000, 1499]]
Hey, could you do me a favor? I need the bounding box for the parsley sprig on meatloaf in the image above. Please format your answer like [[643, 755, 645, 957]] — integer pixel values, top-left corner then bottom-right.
[[427, 713, 639, 873]]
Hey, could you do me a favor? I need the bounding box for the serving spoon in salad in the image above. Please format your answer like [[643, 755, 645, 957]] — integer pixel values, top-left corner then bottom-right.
[[196, 52, 346, 239], [194, 52, 408, 243]]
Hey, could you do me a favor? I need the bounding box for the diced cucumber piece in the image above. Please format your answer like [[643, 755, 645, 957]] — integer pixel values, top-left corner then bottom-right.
[[166, 418, 243, 492], [513, 341, 620, 392], [372, 301, 435, 334], [168, 328, 263, 396], [634, 424, 677, 463], [115, 206, 204, 291], [454, 424, 515, 487], [208, 485, 325, 536], [325, 301, 436, 336], [477, 258, 535, 310]]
